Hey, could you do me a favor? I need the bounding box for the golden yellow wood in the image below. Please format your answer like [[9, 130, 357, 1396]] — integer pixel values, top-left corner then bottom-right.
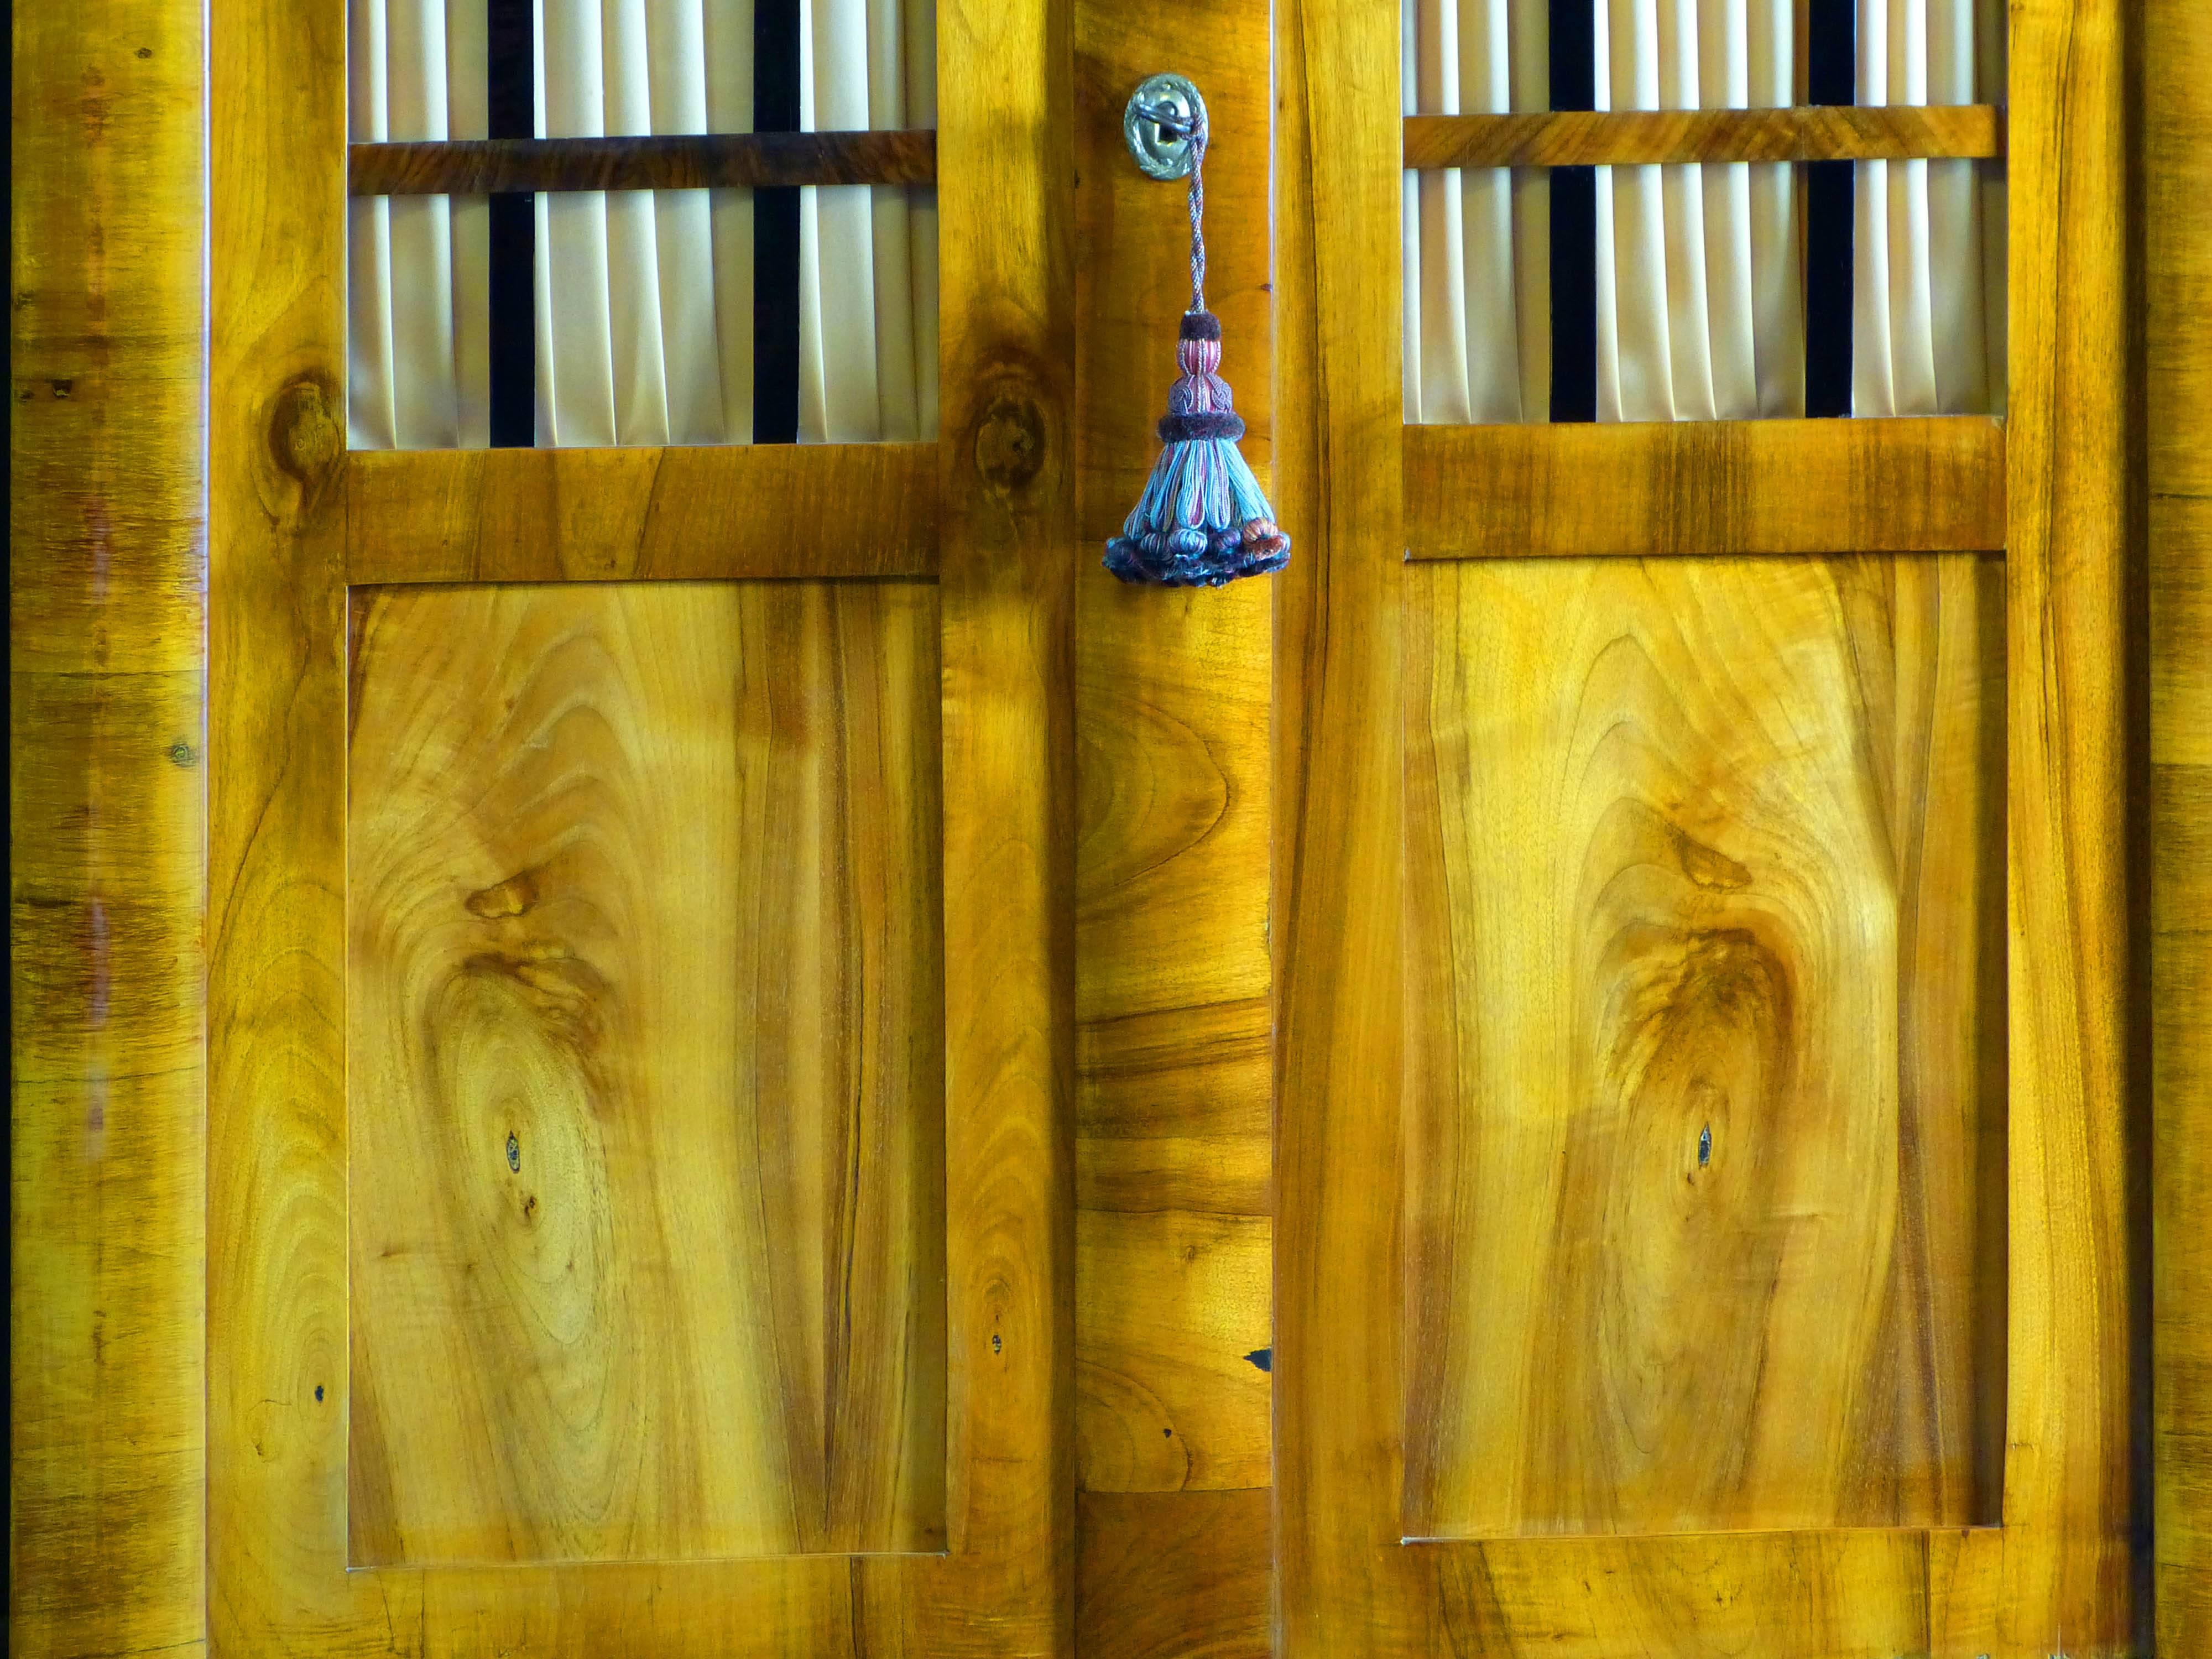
[[346, 443, 939, 584], [346, 581, 945, 1565], [2149, 0, 2212, 1641], [1077, 1490, 1274, 1659], [1404, 105, 2005, 168], [1404, 555, 2005, 1538], [210, 0, 1075, 1642], [12, 0, 208, 1652], [1405, 417, 2006, 559]]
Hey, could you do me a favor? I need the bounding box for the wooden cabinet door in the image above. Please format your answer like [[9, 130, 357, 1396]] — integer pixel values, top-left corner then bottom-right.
[[200, 0, 1074, 1650], [1270, 0, 2143, 1651]]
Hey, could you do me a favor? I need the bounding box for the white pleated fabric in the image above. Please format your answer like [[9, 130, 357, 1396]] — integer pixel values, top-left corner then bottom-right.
[[1853, 0, 2004, 414], [1403, 0, 1551, 423], [349, 0, 936, 447], [349, 0, 491, 448], [1404, 0, 2000, 422]]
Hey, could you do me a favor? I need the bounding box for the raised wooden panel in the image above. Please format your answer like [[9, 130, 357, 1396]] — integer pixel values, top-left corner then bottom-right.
[[346, 580, 945, 1564], [1404, 555, 2007, 1539]]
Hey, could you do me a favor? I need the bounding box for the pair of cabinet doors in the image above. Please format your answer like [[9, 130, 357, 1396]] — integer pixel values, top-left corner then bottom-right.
[[13, 0, 2174, 1648]]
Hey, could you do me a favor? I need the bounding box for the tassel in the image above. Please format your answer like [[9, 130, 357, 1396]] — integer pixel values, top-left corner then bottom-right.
[[1105, 311, 1290, 587], [1105, 95, 1288, 587]]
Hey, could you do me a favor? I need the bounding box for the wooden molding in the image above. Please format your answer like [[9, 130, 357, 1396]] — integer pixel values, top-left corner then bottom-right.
[[1403, 416, 2007, 558], [1404, 104, 2006, 169], [345, 442, 940, 582], [349, 128, 936, 195]]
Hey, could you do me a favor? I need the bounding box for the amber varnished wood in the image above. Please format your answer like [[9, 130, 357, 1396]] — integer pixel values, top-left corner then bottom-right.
[[1404, 555, 2006, 1538], [212, 0, 1077, 1643], [11, 0, 209, 1652], [346, 581, 945, 1566], [1404, 104, 2005, 169], [1405, 417, 2007, 558], [346, 443, 938, 582], [351, 129, 936, 194], [1076, 1490, 1274, 1659], [2149, 0, 2212, 1642]]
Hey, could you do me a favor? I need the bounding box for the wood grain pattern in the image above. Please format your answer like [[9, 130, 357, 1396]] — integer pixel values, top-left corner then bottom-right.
[[1076, 1211, 1271, 1491], [1077, 1490, 1274, 1659], [212, 0, 1076, 1640], [351, 129, 935, 194], [1404, 418, 2007, 558], [2148, 0, 2212, 1643], [1071, 0, 1276, 1540], [1404, 555, 2007, 1538], [12, 0, 209, 1650], [346, 444, 938, 583], [346, 581, 945, 1565], [1404, 105, 2005, 168]]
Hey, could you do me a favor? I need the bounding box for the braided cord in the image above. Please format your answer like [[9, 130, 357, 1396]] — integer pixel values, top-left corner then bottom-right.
[[1186, 117, 1207, 314]]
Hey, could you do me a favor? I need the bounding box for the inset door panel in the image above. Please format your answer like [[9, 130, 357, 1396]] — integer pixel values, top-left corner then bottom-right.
[[1403, 555, 2006, 1539], [346, 581, 945, 1566]]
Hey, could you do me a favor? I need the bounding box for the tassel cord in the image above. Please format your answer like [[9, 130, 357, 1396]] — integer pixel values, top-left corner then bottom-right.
[[1134, 99, 1209, 315]]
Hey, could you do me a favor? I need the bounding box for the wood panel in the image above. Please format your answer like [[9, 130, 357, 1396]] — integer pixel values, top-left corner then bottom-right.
[[212, 0, 1075, 1640], [1071, 0, 1276, 1541], [346, 581, 944, 1565], [351, 129, 935, 194], [1404, 418, 2007, 559], [11, 0, 209, 1650], [1077, 1490, 1274, 1659], [1404, 105, 2004, 168], [1279, 0, 2139, 1642], [1404, 555, 2006, 1538], [2148, 0, 2212, 1640], [346, 444, 938, 583]]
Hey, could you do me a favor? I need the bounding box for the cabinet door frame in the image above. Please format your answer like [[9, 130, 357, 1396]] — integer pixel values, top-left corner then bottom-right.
[[1271, 0, 2147, 1649], [195, 0, 1077, 1649]]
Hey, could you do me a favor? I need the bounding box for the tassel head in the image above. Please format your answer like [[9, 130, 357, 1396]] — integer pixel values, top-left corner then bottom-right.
[[1105, 311, 1290, 587]]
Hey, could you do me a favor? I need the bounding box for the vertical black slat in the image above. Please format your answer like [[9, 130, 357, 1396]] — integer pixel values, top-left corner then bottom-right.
[[1547, 0, 1597, 422], [486, 0, 535, 445], [1804, 0, 1855, 416], [752, 0, 802, 444]]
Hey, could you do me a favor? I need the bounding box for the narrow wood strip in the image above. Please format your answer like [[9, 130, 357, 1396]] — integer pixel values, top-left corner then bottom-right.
[[1404, 105, 2005, 168], [344, 442, 940, 582], [1077, 1490, 1273, 1659], [1403, 417, 2006, 557], [349, 129, 936, 194]]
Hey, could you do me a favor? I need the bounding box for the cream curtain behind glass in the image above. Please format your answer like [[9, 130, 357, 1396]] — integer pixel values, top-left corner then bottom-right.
[[349, 0, 491, 447], [349, 0, 937, 446], [1404, 0, 1551, 423]]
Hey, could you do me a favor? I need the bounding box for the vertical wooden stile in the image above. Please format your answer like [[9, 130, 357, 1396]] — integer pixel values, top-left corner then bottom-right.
[[12, 1, 210, 1653]]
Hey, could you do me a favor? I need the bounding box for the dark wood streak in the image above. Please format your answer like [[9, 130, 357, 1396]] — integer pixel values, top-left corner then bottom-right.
[[349, 129, 937, 195], [1404, 105, 2006, 169]]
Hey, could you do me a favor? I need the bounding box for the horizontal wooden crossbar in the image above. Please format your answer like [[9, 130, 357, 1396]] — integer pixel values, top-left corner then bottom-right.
[[1404, 105, 2005, 168], [349, 129, 937, 195], [346, 442, 940, 582], [1404, 417, 2006, 557]]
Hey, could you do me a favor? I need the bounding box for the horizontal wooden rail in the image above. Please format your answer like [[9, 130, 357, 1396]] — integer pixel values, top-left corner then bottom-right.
[[349, 129, 936, 195], [347, 442, 940, 582], [1404, 105, 2005, 168], [1404, 417, 2006, 557]]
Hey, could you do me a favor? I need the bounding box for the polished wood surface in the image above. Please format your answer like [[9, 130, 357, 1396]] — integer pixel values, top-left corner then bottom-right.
[[1405, 417, 2007, 559], [1077, 1490, 1274, 1659], [1070, 0, 1276, 1530], [2149, 0, 2212, 1641], [346, 581, 945, 1565], [1279, 0, 2141, 1644], [211, 0, 1077, 1641], [13, 1, 208, 1650], [1404, 105, 2004, 169], [351, 129, 935, 194], [1404, 555, 2006, 1538], [346, 443, 938, 583]]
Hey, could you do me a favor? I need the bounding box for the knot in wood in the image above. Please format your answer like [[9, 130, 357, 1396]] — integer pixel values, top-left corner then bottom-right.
[[268, 375, 344, 489], [971, 391, 1047, 494]]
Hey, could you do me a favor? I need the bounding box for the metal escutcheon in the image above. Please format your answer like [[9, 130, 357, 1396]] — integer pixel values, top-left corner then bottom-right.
[[1123, 72, 1207, 181]]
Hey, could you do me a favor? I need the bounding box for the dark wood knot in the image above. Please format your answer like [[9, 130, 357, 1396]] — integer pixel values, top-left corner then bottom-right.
[[972, 391, 1048, 494]]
